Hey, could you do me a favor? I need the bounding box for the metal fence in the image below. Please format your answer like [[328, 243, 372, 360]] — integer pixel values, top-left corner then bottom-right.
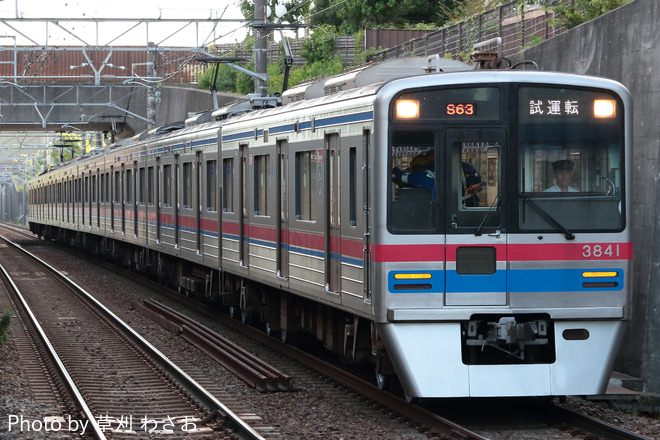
[[213, 1, 564, 68], [0, 2, 566, 83], [365, 1, 565, 62]]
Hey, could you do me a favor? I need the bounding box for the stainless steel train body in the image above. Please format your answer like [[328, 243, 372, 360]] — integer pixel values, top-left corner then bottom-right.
[[27, 67, 632, 399]]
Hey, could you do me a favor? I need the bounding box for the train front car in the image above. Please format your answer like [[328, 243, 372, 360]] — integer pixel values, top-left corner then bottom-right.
[[373, 71, 632, 398]]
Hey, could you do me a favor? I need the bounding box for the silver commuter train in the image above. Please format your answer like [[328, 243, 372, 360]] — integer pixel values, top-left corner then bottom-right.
[[27, 56, 633, 399]]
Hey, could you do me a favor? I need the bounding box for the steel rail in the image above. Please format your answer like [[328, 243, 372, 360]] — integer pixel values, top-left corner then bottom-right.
[[141, 298, 294, 392], [0, 234, 266, 440], [550, 404, 654, 440], [0, 262, 108, 440], [164, 294, 491, 440]]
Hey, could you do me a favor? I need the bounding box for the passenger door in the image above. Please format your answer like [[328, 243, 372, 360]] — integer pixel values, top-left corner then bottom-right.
[[276, 140, 289, 279], [445, 128, 506, 306], [325, 134, 341, 293], [239, 144, 249, 268]]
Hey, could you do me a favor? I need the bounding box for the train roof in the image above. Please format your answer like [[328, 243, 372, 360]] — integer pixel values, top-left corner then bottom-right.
[[35, 56, 481, 174], [282, 55, 471, 104], [88, 56, 471, 154]]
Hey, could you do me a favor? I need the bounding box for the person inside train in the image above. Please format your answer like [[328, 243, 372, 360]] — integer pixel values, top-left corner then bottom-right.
[[392, 153, 436, 196], [392, 152, 485, 205], [544, 160, 578, 192], [461, 161, 484, 207]]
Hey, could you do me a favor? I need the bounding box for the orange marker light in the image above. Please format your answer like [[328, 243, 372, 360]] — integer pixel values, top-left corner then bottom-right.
[[582, 271, 618, 278], [394, 273, 432, 280]]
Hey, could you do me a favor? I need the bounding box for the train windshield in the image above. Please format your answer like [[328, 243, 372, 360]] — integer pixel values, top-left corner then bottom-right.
[[389, 130, 439, 233], [517, 86, 625, 232]]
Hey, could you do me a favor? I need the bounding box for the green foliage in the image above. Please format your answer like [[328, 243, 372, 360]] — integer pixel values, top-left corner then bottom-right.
[[288, 58, 344, 89], [201, 0, 631, 96], [195, 54, 263, 95], [239, 1, 311, 24], [198, 63, 239, 93], [301, 25, 336, 64], [440, 0, 505, 24], [548, 0, 633, 29], [0, 309, 13, 344], [310, 0, 344, 28], [525, 33, 544, 49], [267, 54, 344, 94], [236, 67, 256, 95], [332, 0, 459, 34], [198, 36, 254, 95], [50, 132, 83, 165]]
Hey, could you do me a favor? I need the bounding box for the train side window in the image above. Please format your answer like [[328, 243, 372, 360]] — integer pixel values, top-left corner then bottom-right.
[[295, 150, 319, 221], [254, 154, 270, 216], [126, 168, 133, 205], [84, 176, 89, 204], [279, 151, 287, 221], [163, 164, 172, 207], [104, 172, 110, 204], [92, 174, 97, 203], [349, 146, 357, 227], [114, 170, 121, 204], [206, 160, 217, 212], [183, 162, 192, 209], [223, 158, 234, 213], [138, 167, 145, 205], [148, 166, 154, 205], [99, 174, 104, 203]]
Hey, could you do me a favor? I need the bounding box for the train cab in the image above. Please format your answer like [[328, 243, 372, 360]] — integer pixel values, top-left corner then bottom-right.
[[375, 71, 632, 398]]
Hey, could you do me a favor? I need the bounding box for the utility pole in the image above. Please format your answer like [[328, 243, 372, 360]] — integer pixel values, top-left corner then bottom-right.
[[147, 42, 157, 130], [253, 0, 268, 96]]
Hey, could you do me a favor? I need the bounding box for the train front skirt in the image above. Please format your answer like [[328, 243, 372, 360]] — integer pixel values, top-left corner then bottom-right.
[[378, 320, 626, 397]]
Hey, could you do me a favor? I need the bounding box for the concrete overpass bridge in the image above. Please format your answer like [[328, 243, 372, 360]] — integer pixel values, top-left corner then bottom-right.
[[0, 12, 253, 223]]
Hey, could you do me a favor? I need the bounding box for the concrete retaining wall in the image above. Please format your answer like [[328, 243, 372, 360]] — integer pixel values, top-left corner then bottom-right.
[[524, 0, 660, 392]]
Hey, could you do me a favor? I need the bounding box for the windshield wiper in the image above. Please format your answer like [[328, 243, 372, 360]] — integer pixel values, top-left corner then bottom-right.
[[475, 193, 500, 236], [519, 194, 575, 240]]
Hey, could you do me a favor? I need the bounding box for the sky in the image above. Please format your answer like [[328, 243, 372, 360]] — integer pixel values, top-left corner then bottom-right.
[[0, 0, 250, 46]]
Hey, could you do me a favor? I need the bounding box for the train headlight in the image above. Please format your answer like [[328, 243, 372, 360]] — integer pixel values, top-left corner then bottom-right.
[[395, 99, 420, 119], [593, 99, 616, 118]]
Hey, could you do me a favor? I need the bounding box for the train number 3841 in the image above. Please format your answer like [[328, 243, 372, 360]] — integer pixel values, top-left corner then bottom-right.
[[582, 244, 620, 258]]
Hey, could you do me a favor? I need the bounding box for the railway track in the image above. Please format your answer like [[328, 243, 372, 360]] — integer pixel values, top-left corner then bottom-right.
[[153, 293, 657, 440], [1, 222, 656, 440], [550, 404, 654, 440], [0, 233, 266, 440]]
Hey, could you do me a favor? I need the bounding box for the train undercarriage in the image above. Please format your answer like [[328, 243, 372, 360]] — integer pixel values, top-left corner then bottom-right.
[[32, 225, 376, 371]]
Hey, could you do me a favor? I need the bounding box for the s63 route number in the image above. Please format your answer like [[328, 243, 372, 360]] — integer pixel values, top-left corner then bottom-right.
[[582, 244, 620, 258]]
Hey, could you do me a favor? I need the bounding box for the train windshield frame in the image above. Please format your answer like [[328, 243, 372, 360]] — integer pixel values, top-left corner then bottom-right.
[[516, 85, 625, 233], [387, 82, 626, 235]]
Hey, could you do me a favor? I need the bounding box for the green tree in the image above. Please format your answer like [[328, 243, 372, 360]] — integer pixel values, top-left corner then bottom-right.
[[309, 0, 345, 28], [326, 0, 459, 34], [239, 1, 311, 24], [441, 0, 506, 23], [50, 133, 83, 164], [236, 66, 256, 95], [197, 63, 239, 93], [267, 27, 344, 94], [548, 0, 633, 29], [301, 25, 336, 63]]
